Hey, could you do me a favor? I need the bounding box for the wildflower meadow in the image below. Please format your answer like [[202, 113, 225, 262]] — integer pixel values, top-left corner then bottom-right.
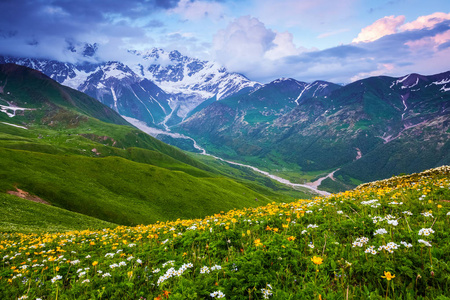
[[1, 166, 450, 299]]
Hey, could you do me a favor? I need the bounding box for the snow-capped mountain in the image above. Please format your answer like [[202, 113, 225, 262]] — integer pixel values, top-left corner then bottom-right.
[[0, 47, 261, 128]]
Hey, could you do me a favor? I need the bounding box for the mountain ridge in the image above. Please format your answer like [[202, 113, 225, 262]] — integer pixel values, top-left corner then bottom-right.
[[0, 48, 261, 129]]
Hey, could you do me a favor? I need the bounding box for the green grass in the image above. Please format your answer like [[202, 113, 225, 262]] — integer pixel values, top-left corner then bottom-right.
[[1, 166, 450, 299], [0, 193, 116, 233], [0, 146, 276, 226]]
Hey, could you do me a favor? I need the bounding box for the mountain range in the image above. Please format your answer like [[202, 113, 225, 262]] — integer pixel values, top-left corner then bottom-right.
[[177, 73, 450, 190], [0, 45, 260, 129], [1, 46, 450, 192]]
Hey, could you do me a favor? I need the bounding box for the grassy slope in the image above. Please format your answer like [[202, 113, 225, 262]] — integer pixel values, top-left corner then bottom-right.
[[1, 166, 449, 299], [0, 193, 116, 233], [0, 133, 274, 226]]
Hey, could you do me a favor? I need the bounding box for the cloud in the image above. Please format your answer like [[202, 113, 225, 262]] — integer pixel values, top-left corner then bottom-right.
[[400, 12, 450, 31], [169, 0, 225, 21], [213, 16, 305, 79], [317, 29, 350, 39], [215, 16, 450, 83], [0, 0, 180, 62], [353, 12, 450, 43], [352, 15, 405, 43]]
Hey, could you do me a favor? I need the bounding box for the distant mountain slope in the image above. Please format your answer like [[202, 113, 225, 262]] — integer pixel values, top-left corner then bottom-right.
[[0, 63, 300, 225], [177, 71, 450, 191], [0, 48, 261, 128]]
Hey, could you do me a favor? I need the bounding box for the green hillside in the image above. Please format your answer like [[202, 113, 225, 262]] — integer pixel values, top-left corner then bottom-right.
[[177, 72, 450, 192], [1, 166, 449, 299], [0, 64, 307, 228], [0, 193, 116, 233]]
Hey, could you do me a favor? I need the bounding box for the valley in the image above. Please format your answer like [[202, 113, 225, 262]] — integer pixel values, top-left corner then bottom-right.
[[3, 49, 449, 194]]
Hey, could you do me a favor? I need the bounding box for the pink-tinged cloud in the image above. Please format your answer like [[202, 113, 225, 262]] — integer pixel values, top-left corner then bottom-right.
[[352, 15, 405, 43], [405, 30, 450, 51], [400, 12, 450, 31], [353, 12, 450, 44]]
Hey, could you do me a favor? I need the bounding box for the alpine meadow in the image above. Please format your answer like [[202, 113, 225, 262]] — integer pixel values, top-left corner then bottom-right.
[[1, 0, 450, 299]]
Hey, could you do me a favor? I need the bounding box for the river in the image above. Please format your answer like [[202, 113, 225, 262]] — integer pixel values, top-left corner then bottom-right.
[[123, 116, 332, 196]]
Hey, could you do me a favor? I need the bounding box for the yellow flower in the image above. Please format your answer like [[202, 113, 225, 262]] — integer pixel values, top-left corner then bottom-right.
[[381, 271, 395, 281], [92, 261, 98, 266], [437, 204, 443, 209], [311, 256, 323, 265], [287, 236, 296, 241]]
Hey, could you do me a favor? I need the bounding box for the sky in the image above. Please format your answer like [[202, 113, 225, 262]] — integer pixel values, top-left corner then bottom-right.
[[0, 0, 449, 83]]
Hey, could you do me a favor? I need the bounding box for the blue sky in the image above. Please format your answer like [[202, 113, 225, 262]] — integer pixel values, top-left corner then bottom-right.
[[0, 0, 449, 83]]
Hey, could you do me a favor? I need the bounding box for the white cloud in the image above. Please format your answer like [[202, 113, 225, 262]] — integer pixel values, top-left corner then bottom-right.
[[213, 16, 304, 79], [352, 15, 405, 43]]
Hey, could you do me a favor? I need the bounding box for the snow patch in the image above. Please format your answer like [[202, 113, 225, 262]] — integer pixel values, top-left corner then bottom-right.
[[1, 122, 28, 129], [0, 104, 34, 117]]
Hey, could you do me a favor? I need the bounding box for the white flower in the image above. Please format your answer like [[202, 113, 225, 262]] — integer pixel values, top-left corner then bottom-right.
[[388, 201, 403, 205], [85, 255, 91, 259], [153, 268, 161, 273], [51, 275, 62, 284], [387, 219, 398, 226], [307, 224, 318, 229], [352, 237, 369, 247], [211, 265, 222, 271], [162, 260, 175, 268], [105, 253, 114, 258], [210, 291, 226, 298], [418, 239, 432, 247], [301, 230, 307, 235], [118, 261, 126, 267], [70, 260, 80, 265], [373, 228, 388, 236], [402, 211, 413, 216], [361, 199, 379, 205], [82, 279, 90, 284], [136, 258, 142, 264], [109, 263, 118, 269], [365, 246, 377, 254], [308, 242, 315, 249], [401, 241, 413, 248], [261, 287, 273, 299], [337, 210, 343, 214], [418, 228, 435, 236], [421, 212, 433, 217], [102, 273, 111, 278], [200, 266, 210, 274]]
